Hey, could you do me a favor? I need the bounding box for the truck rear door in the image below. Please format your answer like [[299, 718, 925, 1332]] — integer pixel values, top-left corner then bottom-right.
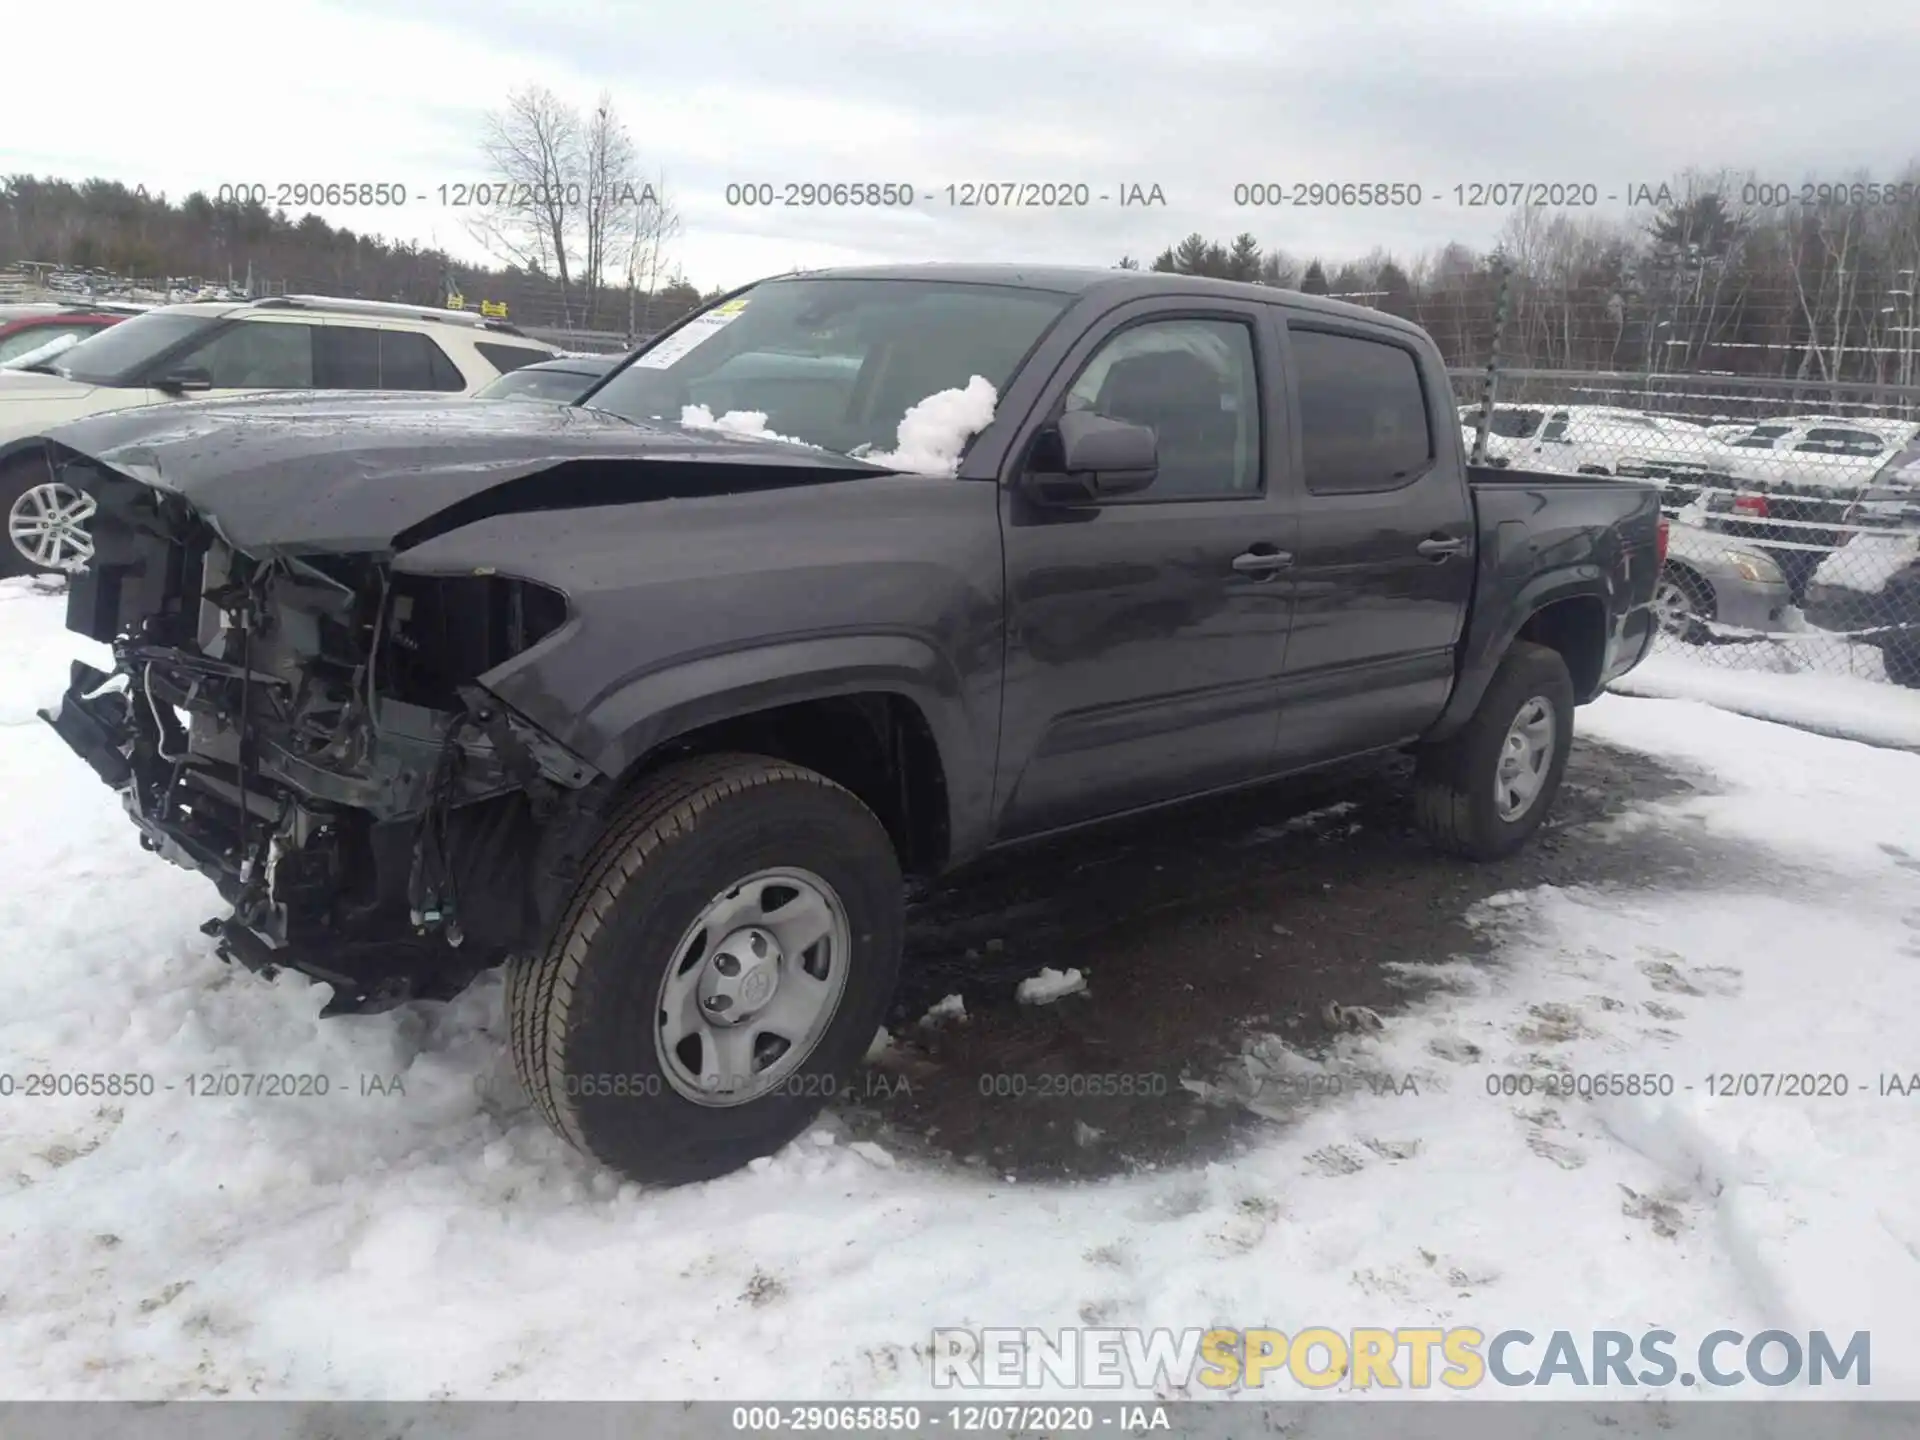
[[1271, 319, 1476, 766]]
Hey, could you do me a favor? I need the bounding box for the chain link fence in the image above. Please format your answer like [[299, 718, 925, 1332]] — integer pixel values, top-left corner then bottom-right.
[[1447, 367, 1920, 689]]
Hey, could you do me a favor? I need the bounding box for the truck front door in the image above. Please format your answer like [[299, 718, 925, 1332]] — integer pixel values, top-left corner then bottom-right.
[[991, 298, 1298, 838]]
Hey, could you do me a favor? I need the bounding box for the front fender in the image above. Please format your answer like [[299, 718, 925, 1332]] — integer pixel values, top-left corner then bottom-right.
[[492, 630, 994, 859], [0, 435, 50, 471]]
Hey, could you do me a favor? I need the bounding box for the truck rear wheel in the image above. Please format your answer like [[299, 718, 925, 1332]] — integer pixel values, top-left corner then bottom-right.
[[1413, 641, 1575, 861], [505, 753, 904, 1186]]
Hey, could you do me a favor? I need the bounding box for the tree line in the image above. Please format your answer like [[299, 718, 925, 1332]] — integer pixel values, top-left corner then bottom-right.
[[0, 84, 711, 337], [6, 147, 1919, 385], [0, 171, 712, 337], [1124, 165, 1920, 388]]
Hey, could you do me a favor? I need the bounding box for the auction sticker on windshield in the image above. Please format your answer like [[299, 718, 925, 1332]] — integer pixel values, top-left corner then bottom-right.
[[630, 296, 751, 369]]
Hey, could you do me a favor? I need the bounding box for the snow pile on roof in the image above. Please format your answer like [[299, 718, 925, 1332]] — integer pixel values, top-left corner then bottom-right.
[[677, 404, 819, 450], [852, 375, 997, 478], [0, 332, 83, 370]]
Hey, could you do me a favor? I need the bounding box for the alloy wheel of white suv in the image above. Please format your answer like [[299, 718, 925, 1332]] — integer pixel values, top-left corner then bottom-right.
[[7, 474, 96, 573]]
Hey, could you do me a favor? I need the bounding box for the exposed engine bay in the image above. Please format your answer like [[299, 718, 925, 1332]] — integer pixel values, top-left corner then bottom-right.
[[42, 459, 609, 1014]]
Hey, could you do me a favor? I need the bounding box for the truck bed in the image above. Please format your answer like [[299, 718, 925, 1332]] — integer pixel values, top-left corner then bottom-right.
[[1427, 463, 1663, 738]]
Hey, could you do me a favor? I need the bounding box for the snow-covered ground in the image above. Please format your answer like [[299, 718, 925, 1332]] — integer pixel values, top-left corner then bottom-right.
[[3, 579, 1918, 1401], [1615, 647, 1920, 750]]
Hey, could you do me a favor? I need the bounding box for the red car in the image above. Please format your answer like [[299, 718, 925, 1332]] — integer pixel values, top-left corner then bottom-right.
[[0, 306, 137, 367]]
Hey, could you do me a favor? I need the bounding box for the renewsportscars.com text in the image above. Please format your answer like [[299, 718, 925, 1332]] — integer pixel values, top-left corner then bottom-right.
[[930, 1326, 1871, 1390]]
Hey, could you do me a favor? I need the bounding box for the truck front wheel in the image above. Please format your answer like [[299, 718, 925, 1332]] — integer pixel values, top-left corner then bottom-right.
[[506, 753, 904, 1186], [1413, 641, 1576, 860]]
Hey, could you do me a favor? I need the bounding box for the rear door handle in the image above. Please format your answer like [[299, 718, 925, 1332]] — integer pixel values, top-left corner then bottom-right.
[[1417, 535, 1468, 559], [1232, 547, 1293, 576]]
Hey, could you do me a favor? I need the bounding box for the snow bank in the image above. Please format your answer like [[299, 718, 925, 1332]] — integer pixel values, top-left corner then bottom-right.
[[1610, 649, 1920, 750], [853, 375, 997, 478]]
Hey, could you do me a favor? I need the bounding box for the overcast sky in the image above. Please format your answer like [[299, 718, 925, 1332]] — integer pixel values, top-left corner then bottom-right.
[[13, 0, 1920, 292]]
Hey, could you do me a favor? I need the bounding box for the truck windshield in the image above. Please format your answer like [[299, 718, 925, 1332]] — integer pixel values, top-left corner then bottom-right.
[[583, 278, 1076, 459], [50, 311, 221, 386]]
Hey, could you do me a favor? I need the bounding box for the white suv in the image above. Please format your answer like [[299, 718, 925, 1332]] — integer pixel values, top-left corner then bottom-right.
[[1, 295, 559, 573], [1460, 403, 1762, 507], [1704, 416, 1920, 492]]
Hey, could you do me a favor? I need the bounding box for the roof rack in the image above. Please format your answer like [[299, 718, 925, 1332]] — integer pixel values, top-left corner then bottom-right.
[[250, 294, 525, 333]]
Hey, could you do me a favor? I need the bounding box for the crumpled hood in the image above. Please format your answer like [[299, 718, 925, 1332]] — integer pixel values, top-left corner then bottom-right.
[[40, 391, 881, 556]]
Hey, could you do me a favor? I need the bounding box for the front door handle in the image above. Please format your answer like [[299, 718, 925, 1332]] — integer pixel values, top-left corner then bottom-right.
[[1232, 547, 1294, 576], [1417, 535, 1468, 560]]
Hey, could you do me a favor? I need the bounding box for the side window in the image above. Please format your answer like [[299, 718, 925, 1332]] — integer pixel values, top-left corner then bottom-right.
[[427, 342, 468, 390], [1796, 427, 1883, 455], [1290, 328, 1433, 494], [1489, 407, 1544, 439], [381, 331, 465, 391], [1733, 424, 1791, 449], [176, 321, 315, 388], [1057, 317, 1260, 498], [313, 326, 383, 388], [475, 342, 558, 375]]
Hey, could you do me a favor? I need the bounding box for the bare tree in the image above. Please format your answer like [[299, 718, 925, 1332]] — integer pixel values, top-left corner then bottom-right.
[[471, 85, 584, 323], [623, 170, 683, 342], [582, 92, 640, 326]]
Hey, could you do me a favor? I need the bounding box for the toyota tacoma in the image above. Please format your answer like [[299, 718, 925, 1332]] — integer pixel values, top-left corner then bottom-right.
[[33, 265, 1663, 1185]]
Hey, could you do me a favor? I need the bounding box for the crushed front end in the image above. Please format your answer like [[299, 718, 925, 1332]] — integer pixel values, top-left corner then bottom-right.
[[40, 457, 606, 1014]]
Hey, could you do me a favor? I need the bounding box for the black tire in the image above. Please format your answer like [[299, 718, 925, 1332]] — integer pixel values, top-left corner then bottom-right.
[[505, 753, 904, 1186], [1413, 641, 1576, 861], [1653, 564, 1716, 643]]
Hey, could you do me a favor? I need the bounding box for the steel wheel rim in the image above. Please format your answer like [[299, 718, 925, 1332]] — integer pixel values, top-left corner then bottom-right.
[[1494, 695, 1557, 822], [655, 866, 852, 1106], [1651, 578, 1697, 635], [8, 480, 95, 571]]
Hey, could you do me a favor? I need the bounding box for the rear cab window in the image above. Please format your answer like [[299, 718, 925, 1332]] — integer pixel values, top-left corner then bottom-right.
[[1286, 326, 1434, 493]]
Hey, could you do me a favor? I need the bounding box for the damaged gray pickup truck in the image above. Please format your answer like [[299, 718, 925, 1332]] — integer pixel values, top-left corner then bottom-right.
[[35, 264, 1663, 1186]]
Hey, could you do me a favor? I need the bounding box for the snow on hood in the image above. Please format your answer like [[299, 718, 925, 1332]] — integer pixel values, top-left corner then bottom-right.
[[679, 376, 1000, 478], [678, 404, 820, 451], [851, 375, 998, 477]]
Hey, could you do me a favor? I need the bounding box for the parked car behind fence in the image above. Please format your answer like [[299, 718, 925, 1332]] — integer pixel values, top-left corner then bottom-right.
[[1455, 374, 1920, 687]]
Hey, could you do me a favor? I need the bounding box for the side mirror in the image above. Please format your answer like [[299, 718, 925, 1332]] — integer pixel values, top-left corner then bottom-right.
[[1021, 410, 1158, 505], [155, 368, 213, 394]]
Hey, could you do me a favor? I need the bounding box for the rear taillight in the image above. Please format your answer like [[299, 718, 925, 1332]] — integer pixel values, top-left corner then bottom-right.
[[1733, 494, 1769, 517], [1656, 515, 1669, 568]]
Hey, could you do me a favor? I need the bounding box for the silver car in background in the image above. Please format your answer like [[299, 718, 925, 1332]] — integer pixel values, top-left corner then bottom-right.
[[1655, 519, 1794, 641]]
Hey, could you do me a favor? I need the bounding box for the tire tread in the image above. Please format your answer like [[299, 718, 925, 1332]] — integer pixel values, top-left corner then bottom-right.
[[505, 753, 870, 1168]]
